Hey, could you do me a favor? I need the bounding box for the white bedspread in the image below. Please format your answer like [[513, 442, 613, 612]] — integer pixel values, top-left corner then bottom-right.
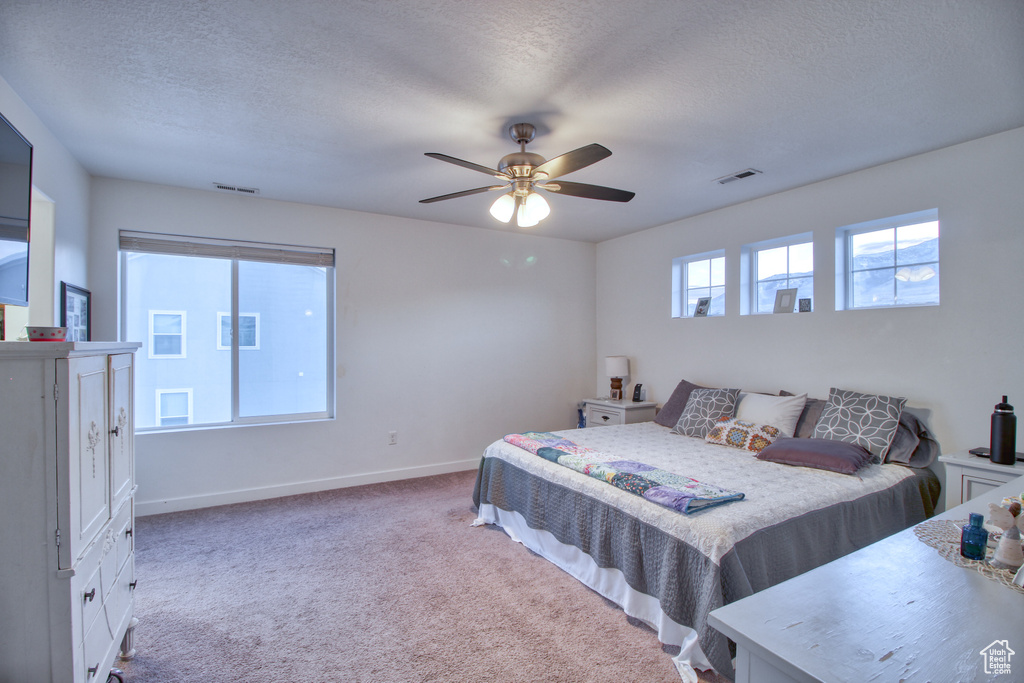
[[482, 422, 915, 564]]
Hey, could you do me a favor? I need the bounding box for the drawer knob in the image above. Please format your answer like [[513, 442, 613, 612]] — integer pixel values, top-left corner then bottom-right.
[[87, 665, 98, 677], [84, 588, 96, 602], [601, 415, 610, 422], [129, 580, 138, 590]]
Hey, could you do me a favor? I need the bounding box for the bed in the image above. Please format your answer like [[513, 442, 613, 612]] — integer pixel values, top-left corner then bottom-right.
[[472, 385, 941, 681]]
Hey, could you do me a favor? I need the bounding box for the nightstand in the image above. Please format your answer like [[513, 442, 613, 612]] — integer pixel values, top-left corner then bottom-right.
[[582, 399, 657, 427], [938, 450, 1024, 510]]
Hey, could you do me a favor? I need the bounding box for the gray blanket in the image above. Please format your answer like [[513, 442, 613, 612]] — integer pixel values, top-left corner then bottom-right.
[[473, 455, 939, 676]]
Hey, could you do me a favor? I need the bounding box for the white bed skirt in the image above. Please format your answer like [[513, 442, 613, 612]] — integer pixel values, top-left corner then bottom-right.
[[473, 503, 716, 683]]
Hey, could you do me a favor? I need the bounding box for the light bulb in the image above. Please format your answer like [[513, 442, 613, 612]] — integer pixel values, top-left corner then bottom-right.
[[489, 193, 515, 223]]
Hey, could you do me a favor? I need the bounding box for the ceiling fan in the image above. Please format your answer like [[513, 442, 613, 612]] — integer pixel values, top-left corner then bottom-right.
[[420, 123, 635, 228]]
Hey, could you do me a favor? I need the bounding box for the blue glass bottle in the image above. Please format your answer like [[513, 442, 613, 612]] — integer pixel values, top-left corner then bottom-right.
[[960, 512, 989, 561]]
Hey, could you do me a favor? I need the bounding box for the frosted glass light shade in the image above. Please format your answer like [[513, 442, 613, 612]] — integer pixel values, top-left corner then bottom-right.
[[516, 192, 550, 227], [489, 193, 515, 223], [605, 355, 629, 378]]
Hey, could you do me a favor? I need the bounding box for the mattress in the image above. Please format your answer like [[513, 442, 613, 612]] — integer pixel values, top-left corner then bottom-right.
[[472, 422, 940, 679]]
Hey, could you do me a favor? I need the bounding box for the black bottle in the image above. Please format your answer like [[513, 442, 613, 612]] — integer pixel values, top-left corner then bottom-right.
[[990, 395, 1017, 465]]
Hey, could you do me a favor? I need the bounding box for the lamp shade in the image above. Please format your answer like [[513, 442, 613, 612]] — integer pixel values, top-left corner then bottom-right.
[[489, 193, 515, 223], [605, 355, 629, 378]]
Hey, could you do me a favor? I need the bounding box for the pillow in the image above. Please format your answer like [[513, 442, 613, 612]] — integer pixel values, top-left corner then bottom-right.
[[780, 390, 827, 439], [812, 388, 907, 461], [884, 410, 940, 468], [735, 392, 807, 437], [654, 379, 703, 428], [705, 417, 781, 453], [672, 387, 740, 438], [756, 437, 873, 474]]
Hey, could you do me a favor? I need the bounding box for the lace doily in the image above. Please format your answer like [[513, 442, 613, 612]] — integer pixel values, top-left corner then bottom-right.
[[913, 518, 1024, 596]]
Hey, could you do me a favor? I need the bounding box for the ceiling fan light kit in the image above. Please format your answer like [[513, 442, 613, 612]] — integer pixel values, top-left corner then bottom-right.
[[422, 123, 634, 229]]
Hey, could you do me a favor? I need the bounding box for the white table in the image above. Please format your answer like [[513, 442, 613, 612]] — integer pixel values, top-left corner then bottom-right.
[[708, 475, 1024, 683], [939, 450, 1024, 510]]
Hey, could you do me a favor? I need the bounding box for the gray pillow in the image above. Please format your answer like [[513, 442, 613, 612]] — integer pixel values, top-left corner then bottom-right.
[[654, 379, 703, 428], [780, 391, 827, 439], [885, 410, 940, 468], [812, 388, 906, 461], [672, 387, 740, 438], [757, 437, 873, 474]]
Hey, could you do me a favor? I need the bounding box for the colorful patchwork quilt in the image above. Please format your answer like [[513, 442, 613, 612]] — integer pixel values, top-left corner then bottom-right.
[[504, 431, 745, 514]]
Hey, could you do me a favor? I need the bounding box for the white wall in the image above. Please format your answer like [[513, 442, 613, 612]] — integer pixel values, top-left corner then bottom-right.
[[0, 75, 91, 322], [596, 127, 1024, 460], [89, 179, 597, 513]]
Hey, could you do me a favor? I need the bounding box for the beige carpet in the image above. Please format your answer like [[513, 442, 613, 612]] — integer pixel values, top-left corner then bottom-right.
[[119, 470, 729, 682]]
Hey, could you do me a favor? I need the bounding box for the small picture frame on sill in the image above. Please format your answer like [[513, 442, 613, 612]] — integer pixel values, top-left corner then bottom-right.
[[773, 288, 798, 314], [693, 297, 711, 318], [798, 298, 812, 313], [60, 282, 91, 342]]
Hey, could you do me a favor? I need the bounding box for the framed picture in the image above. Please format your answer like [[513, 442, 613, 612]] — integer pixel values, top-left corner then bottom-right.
[[773, 288, 798, 314], [60, 282, 91, 342], [610, 388, 623, 401], [798, 297, 812, 313], [693, 297, 711, 318]]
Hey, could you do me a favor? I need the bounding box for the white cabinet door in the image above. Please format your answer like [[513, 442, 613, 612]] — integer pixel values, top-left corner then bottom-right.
[[64, 355, 110, 563], [109, 354, 134, 510]]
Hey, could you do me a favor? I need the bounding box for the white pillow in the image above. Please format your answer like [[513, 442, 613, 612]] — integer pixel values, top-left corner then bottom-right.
[[735, 392, 807, 437]]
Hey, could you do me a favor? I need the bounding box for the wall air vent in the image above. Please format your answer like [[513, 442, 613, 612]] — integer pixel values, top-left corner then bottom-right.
[[213, 183, 260, 196], [714, 168, 762, 185]]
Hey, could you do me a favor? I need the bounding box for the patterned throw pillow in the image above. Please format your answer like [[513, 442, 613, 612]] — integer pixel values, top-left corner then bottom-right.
[[812, 388, 907, 461], [705, 417, 781, 453], [672, 387, 740, 438]]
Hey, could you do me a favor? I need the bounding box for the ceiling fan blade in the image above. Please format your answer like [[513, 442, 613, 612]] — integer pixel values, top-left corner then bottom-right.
[[425, 153, 510, 179], [419, 185, 507, 204], [533, 143, 612, 180], [538, 180, 635, 202]]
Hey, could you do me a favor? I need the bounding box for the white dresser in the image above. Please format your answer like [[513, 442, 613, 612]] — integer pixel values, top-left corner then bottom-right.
[[0, 341, 141, 683]]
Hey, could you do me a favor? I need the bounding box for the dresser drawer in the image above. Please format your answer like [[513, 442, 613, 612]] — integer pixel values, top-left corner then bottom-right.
[[586, 405, 623, 426]]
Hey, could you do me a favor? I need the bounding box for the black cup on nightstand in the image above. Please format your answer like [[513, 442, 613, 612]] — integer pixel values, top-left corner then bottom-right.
[[990, 395, 1017, 465]]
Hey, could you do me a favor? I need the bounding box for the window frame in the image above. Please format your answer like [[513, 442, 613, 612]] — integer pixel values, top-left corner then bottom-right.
[[156, 388, 193, 427], [672, 249, 726, 318], [121, 231, 336, 432], [148, 310, 187, 359], [216, 311, 260, 350], [741, 233, 814, 315], [834, 209, 939, 311]]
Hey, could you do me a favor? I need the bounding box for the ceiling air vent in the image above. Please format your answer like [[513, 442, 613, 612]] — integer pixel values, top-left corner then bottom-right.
[[714, 168, 762, 185], [213, 182, 260, 196]]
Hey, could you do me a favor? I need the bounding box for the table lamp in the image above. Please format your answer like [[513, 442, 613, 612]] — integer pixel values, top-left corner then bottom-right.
[[605, 356, 629, 400]]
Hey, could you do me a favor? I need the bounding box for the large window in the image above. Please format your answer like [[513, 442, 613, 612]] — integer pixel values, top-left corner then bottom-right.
[[121, 231, 335, 430], [836, 209, 939, 310], [672, 250, 726, 317], [742, 234, 813, 314]]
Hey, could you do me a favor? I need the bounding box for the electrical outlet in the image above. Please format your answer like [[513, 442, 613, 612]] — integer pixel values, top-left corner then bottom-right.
[[388, 430, 398, 446]]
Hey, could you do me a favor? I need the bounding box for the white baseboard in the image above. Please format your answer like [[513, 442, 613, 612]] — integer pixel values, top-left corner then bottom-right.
[[136, 458, 481, 516]]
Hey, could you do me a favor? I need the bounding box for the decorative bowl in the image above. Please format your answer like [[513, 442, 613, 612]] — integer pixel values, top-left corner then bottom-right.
[[27, 326, 69, 342]]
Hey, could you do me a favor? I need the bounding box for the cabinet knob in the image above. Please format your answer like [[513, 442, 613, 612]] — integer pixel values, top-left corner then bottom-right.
[[129, 580, 138, 590], [87, 665, 98, 677], [84, 588, 96, 602], [125, 527, 133, 538], [111, 425, 121, 437]]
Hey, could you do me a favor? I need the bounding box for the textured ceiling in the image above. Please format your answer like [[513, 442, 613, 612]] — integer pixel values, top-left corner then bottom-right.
[[1, 0, 1023, 242]]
